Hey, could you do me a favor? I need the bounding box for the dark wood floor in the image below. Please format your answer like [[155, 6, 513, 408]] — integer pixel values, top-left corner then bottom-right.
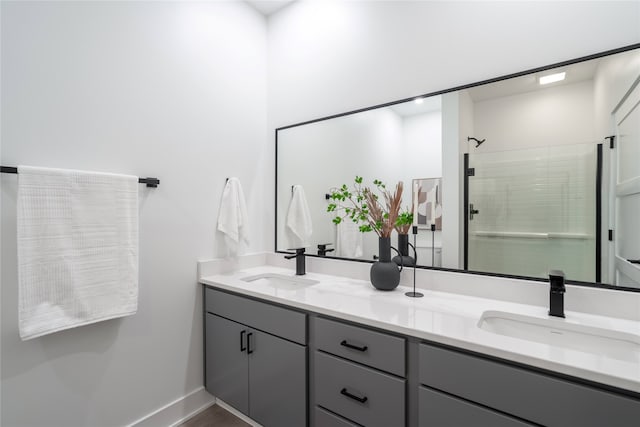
[[179, 404, 251, 427]]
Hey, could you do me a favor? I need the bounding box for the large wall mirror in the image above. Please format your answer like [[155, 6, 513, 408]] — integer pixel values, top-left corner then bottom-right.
[[276, 44, 640, 290]]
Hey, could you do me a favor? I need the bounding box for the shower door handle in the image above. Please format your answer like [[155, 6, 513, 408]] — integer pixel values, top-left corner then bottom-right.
[[469, 203, 479, 220]]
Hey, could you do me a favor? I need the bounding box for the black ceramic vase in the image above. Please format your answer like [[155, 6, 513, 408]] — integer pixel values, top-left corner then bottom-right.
[[370, 237, 401, 291], [392, 233, 415, 267]]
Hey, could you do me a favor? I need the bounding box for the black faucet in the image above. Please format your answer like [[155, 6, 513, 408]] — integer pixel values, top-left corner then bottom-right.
[[285, 248, 306, 275], [317, 243, 334, 257], [548, 270, 565, 318]]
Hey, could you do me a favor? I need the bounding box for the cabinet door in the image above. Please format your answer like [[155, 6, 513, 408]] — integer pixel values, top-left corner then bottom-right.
[[248, 329, 307, 427], [205, 314, 249, 415]]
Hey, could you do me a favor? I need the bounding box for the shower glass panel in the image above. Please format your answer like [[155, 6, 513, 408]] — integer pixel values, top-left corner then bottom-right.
[[467, 143, 598, 282]]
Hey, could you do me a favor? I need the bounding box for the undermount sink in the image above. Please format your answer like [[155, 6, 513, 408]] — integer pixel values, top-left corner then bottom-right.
[[478, 311, 640, 363], [241, 273, 319, 289]]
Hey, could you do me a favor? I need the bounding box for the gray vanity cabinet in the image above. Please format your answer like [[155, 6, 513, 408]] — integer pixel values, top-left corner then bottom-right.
[[419, 343, 640, 427], [204, 288, 307, 427], [312, 316, 406, 427], [203, 285, 640, 427]]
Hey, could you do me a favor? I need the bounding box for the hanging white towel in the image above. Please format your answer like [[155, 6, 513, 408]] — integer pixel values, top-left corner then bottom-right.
[[286, 185, 313, 247], [217, 177, 250, 251], [336, 220, 363, 258], [17, 166, 139, 340]]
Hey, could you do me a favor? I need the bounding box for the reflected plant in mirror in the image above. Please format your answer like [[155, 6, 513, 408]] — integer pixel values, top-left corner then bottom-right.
[[395, 209, 414, 234], [327, 176, 403, 238]]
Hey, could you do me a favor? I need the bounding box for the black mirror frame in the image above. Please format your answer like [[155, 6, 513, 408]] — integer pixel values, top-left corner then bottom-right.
[[275, 43, 640, 293]]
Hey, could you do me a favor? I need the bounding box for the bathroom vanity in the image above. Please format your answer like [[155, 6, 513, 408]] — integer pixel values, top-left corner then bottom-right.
[[199, 40, 640, 427], [200, 265, 640, 427]]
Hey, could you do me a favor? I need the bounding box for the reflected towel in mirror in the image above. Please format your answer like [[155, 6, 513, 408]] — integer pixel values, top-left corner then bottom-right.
[[286, 185, 313, 247], [336, 220, 363, 258]]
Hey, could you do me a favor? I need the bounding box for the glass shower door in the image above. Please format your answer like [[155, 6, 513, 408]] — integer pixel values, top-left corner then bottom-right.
[[466, 143, 598, 282]]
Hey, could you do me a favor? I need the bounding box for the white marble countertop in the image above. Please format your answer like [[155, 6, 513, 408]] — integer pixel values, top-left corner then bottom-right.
[[200, 265, 640, 394]]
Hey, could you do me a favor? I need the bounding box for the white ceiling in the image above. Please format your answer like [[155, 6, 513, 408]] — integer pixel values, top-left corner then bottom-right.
[[467, 57, 601, 102], [390, 95, 442, 117], [245, 1, 295, 16]]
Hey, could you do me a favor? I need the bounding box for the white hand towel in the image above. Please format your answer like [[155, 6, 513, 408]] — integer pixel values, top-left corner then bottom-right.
[[217, 177, 250, 247], [336, 220, 363, 258], [17, 166, 139, 340], [286, 185, 313, 247]]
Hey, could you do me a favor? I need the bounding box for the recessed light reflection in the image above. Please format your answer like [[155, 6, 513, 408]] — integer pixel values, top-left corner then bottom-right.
[[539, 72, 566, 85]]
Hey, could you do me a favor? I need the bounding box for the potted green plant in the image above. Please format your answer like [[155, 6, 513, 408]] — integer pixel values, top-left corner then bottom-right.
[[327, 176, 404, 290]]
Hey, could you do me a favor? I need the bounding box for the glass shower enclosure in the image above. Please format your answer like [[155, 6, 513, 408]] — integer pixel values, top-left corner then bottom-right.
[[465, 143, 600, 283]]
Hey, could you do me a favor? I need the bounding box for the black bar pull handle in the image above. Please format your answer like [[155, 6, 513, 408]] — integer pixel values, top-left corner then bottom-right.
[[240, 330, 247, 352], [340, 388, 368, 404], [340, 340, 368, 352], [247, 332, 254, 354]]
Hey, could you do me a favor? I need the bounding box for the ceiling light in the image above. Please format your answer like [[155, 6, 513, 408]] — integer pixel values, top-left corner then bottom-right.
[[414, 97, 424, 105], [539, 72, 566, 85]]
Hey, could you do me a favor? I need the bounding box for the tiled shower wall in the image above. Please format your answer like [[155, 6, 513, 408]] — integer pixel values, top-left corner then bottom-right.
[[468, 143, 597, 282]]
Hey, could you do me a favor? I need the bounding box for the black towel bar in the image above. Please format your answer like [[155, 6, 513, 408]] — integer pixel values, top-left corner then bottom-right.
[[1, 166, 160, 188]]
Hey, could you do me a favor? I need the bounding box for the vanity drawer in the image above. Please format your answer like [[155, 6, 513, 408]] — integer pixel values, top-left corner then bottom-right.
[[419, 343, 640, 427], [204, 287, 306, 344], [315, 351, 405, 427], [313, 316, 405, 376], [419, 386, 533, 427], [314, 406, 361, 427]]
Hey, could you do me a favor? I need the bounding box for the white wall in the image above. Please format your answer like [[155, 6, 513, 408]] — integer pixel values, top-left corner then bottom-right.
[[401, 110, 444, 265], [594, 48, 640, 138], [400, 110, 443, 201], [473, 80, 598, 151], [441, 92, 466, 269], [267, 0, 640, 261], [268, 1, 640, 128], [1, 2, 267, 426]]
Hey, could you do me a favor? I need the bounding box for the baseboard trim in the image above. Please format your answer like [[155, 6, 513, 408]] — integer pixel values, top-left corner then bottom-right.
[[216, 399, 263, 427], [129, 387, 216, 427]]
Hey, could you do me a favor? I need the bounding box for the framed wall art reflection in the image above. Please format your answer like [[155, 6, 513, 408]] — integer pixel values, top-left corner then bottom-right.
[[412, 177, 442, 230]]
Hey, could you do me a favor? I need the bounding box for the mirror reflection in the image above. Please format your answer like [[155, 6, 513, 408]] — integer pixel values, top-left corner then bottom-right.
[[276, 46, 640, 289]]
